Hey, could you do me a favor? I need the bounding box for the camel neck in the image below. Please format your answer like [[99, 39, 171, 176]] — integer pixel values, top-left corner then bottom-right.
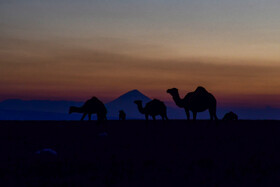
[[76, 106, 84, 113], [136, 104, 145, 114], [172, 93, 184, 108]]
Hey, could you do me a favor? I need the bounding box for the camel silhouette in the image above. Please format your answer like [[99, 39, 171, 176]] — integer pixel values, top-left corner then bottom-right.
[[223, 111, 238, 120], [134, 99, 168, 121], [167, 86, 218, 120], [69, 97, 107, 121], [119, 110, 126, 120]]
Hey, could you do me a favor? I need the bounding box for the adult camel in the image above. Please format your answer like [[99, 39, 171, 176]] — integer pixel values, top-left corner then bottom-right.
[[69, 97, 107, 122], [167, 86, 218, 120]]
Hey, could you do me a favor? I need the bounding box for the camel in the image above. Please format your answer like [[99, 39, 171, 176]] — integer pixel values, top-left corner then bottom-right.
[[69, 97, 107, 121], [167, 86, 218, 120], [223, 111, 238, 120], [134, 99, 168, 121], [119, 110, 126, 120]]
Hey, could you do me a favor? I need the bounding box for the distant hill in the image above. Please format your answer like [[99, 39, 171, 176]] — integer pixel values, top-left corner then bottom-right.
[[0, 99, 83, 120], [0, 109, 82, 120], [105, 89, 152, 119], [0, 99, 83, 113], [0, 92, 280, 120]]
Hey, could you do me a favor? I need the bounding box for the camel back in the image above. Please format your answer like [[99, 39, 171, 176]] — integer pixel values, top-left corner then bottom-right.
[[146, 99, 165, 109], [82, 97, 107, 114], [151, 99, 163, 104], [194, 86, 208, 94]]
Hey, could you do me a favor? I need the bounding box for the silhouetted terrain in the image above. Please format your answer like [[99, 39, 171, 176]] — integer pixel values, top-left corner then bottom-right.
[[1, 91, 280, 120], [1, 120, 280, 186]]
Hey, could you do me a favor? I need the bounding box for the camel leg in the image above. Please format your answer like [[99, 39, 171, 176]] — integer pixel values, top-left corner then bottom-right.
[[97, 114, 106, 126], [145, 114, 149, 121], [161, 114, 168, 120], [209, 108, 218, 120], [184, 108, 190, 120], [164, 114, 168, 120], [88, 114, 91, 121], [209, 110, 213, 120], [214, 114, 218, 120], [97, 114, 104, 122], [193, 112, 197, 121], [81, 113, 87, 121]]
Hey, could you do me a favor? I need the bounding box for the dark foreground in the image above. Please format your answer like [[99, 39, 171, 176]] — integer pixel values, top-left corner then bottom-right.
[[1, 120, 280, 186]]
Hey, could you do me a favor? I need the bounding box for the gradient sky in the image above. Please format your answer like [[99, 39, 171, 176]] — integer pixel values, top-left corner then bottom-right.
[[1, 0, 280, 107]]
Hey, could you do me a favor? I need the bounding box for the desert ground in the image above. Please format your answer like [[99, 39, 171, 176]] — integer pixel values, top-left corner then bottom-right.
[[1, 120, 280, 186]]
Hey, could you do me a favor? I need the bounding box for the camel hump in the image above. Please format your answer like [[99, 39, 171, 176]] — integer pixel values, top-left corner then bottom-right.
[[83, 97, 96, 106], [146, 99, 165, 106], [151, 99, 166, 106], [152, 99, 162, 103], [89, 96, 99, 102], [83, 96, 106, 109], [194, 86, 208, 94]]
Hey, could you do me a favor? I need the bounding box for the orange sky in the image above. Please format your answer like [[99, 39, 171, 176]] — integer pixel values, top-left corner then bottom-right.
[[1, 36, 280, 107]]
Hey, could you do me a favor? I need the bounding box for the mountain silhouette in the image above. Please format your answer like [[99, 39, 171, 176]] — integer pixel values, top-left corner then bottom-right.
[[112, 89, 151, 102], [106, 89, 151, 119]]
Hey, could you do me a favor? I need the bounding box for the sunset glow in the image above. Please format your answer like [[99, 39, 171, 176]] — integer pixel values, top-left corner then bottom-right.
[[1, 0, 280, 107]]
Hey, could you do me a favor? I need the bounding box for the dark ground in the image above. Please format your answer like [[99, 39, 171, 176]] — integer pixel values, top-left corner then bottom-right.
[[1, 120, 280, 186]]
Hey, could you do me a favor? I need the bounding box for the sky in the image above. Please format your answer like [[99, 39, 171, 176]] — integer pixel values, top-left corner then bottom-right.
[[0, 0, 280, 107]]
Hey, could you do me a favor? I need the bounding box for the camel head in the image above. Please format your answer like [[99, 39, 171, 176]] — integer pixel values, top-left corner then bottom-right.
[[69, 106, 80, 114], [69, 106, 75, 114], [134, 100, 142, 105], [134, 100, 146, 114], [166, 88, 179, 96]]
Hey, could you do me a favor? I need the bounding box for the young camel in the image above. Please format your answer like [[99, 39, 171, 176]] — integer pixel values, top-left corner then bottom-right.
[[134, 99, 168, 121]]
